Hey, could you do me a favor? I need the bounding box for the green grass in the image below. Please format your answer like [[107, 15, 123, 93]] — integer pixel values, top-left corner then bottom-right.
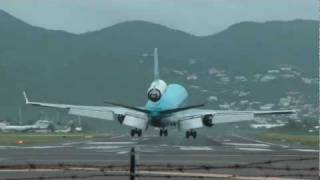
[[0, 133, 108, 145], [258, 133, 319, 147]]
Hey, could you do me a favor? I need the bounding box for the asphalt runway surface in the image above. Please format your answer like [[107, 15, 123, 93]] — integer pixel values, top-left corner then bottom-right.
[[0, 131, 318, 180]]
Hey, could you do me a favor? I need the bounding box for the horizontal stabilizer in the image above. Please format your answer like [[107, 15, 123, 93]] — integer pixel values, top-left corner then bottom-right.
[[160, 104, 206, 114], [104, 101, 149, 113]]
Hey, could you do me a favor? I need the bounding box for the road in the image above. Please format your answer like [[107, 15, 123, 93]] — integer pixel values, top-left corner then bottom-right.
[[0, 131, 318, 179]]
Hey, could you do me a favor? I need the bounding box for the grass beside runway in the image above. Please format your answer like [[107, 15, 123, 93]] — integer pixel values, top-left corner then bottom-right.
[[257, 133, 319, 147], [0, 133, 109, 145]]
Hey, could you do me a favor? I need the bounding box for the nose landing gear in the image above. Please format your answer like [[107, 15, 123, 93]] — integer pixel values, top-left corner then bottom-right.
[[130, 129, 142, 137], [159, 129, 168, 136], [186, 130, 197, 139]]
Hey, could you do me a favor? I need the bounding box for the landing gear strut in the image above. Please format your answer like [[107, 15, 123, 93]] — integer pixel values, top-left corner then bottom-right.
[[159, 129, 168, 136], [186, 130, 197, 139], [130, 129, 142, 137]]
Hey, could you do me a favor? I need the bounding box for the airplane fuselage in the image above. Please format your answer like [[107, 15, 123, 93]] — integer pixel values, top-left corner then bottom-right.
[[145, 82, 188, 127]]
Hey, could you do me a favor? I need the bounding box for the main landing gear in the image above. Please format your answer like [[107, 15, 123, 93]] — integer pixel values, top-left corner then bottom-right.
[[186, 130, 197, 139], [159, 129, 168, 136], [131, 128, 142, 137]]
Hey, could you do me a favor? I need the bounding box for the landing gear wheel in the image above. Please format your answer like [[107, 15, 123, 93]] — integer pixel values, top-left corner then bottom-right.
[[131, 129, 142, 137], [186, 130, 197, 139], [192, 131, 197, 139], [160, 129, 168, 137], [185, 131, 190, 139], [163, 129, 168, 136], [137, 129, 142, 137]]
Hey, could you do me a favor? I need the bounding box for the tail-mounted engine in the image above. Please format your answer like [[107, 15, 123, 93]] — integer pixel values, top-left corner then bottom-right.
[[147, 80, 167, 102], [202, 114, 214, 127]]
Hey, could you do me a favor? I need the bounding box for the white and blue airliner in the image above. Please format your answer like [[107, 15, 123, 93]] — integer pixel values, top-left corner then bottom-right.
[[23, 48, 295, 138]]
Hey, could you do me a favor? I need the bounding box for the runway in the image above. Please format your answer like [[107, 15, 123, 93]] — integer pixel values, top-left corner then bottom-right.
[[0, 131, 318, 179]]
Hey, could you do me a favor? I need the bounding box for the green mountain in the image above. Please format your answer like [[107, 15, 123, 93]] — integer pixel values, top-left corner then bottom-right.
[[0, 10, 317, 130]]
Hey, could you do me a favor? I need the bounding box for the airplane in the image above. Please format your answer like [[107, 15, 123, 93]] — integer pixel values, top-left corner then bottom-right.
[[0, 120, 54, 133], [23, 48, 296, 138]]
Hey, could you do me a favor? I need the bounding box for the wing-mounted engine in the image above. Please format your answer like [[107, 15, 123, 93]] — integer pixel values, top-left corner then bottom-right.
[[147, 80, 167, 102], [115, 113, 148, 130], [202, 114, 214, 127], [176, 114, 215, 130]]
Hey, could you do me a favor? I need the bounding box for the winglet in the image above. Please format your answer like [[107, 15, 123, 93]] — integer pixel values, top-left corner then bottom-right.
[[22, 91, 30, 104]]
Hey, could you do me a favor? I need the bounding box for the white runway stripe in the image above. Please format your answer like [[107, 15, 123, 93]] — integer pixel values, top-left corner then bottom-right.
[[0, 145, 67, 149], [179, 146, 213, 151], [290, 149, 318, 152], [86, 141, 136, 145], [223, 142, 270, 147], [80, 145, 123, 150], [236, 148, 273, 152]]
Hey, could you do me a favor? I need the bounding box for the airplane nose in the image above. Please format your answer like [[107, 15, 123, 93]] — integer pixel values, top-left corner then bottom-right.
[[148, 89, 161, 102]]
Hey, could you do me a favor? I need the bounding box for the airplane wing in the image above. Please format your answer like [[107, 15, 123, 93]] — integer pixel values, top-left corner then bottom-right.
[[23, 92, 149, 129], [167, 108, 296, 130]]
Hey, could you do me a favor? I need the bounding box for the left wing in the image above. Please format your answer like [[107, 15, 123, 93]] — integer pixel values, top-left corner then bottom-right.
[[167, 108, 296, 130], [23, 92, 149, 129]]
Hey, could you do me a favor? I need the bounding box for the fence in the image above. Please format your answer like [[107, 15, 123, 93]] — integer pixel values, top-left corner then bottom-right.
[[0, 147, 318, 180]]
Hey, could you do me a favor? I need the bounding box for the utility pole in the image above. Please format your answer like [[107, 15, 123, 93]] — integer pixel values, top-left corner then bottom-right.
[[130, 147, 136, 180]]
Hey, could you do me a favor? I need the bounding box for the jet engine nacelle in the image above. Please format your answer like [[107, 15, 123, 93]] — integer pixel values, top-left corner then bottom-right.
[[147, 80, 167, 102], [202, 114, 214, 127]]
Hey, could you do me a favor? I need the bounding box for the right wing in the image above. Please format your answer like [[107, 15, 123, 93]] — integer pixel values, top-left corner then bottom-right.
[[167, 108, 296, 130], [23, 91, 149, 129]]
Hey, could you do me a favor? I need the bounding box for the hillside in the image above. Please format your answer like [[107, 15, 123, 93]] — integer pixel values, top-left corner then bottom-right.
[[0, 10, 317, 130]]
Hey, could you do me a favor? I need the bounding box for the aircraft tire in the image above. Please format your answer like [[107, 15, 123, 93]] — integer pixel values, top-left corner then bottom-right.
[[185, 131, 190, 139], [192, 131, 197, 139], [164, 129, 168, 136]]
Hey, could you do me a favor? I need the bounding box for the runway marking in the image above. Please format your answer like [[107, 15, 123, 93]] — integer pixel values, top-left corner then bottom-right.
[[62, 142, 83, 146], [233, 134, 288, 148], [236, 148, 273, 152], [80, 145, 123, 150], [0, 146, 20, 149], [223, 143, 269, 147], [0, 145, 67, 149], [86, 141, 136, 145], [179, 146, 213, 151], [26, 146, 67, 149], [160, 144, 168, 146], [290, 149, 319, 152], [110, 134, 127, 139], [117, 151, 129, 154]]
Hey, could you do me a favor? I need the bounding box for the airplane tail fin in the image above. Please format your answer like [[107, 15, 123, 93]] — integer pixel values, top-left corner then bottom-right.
[[154, 48, 159, 80]]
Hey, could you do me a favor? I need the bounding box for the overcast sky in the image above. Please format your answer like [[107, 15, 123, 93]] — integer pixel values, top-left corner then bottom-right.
[[0, 0, 318, 36]]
